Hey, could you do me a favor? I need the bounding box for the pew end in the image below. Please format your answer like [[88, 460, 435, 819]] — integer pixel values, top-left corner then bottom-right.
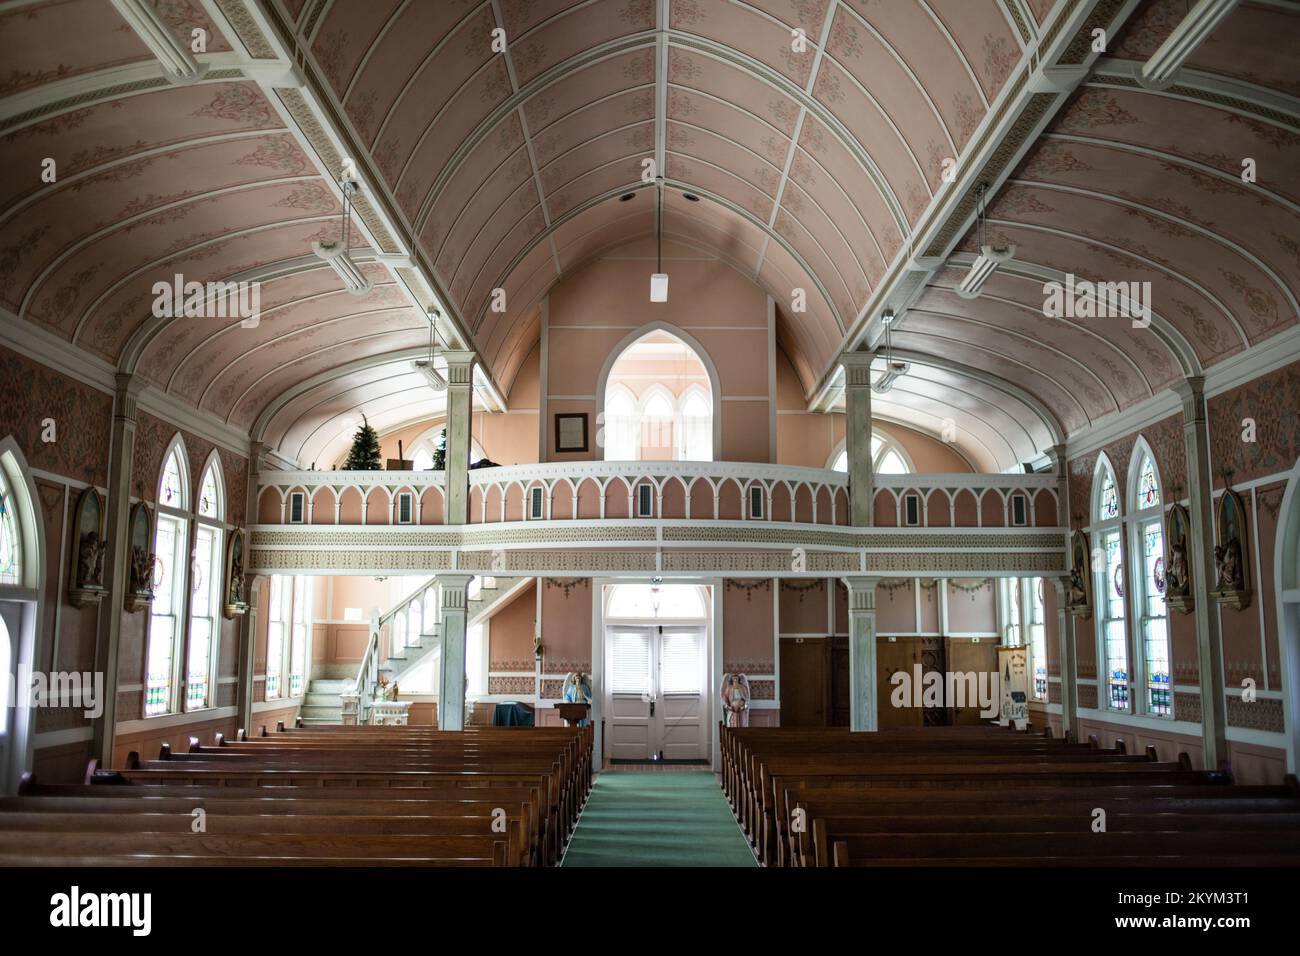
[[188, 736, 201, 753], [1145, 745, 1159, 762], [158, 742, 172, 760]]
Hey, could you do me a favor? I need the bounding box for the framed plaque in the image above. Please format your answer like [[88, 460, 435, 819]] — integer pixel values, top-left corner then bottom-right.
[[554, 413, 589, 453]]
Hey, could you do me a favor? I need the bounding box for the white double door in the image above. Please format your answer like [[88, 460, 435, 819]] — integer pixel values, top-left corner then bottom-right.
[[606, 624, 707, 761]]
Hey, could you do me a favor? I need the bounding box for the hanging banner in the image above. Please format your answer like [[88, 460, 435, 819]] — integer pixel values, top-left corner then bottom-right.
[[997, 645, 1029, 730]]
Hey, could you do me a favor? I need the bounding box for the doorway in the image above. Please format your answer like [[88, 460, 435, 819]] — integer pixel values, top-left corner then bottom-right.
[[779, 637, 829, 726], [602, 584, 710, 763]]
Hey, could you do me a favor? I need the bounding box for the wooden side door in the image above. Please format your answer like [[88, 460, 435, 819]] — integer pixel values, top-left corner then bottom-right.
[[877, 636, 924, 728], [946, 637, 999, 725], [779, 637, 830, 727]]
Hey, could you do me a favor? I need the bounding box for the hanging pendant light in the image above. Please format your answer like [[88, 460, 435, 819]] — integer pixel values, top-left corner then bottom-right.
[[650, 179, 668, 302], [873, 309, 909, 394]]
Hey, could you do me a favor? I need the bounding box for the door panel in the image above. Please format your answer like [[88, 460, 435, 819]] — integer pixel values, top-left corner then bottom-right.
[[656, 626, 706, 760], [779, 637, 829, 727], [947, 637, 998, 725], [877, 636, 924, 728], [605, 624, 707, 761]]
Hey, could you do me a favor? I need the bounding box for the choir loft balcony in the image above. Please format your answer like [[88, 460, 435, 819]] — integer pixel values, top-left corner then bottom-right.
[[249, 462, 1067, 579]]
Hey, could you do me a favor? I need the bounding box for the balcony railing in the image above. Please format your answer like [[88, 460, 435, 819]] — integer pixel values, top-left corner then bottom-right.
[[255, 462, 1059, 530]]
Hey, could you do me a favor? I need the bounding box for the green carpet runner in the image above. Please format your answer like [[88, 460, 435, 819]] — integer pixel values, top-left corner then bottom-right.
[[561, 771, 758, 867]]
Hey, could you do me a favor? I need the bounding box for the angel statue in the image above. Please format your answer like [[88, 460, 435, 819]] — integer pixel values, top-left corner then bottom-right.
[[562, 671, 593, 727], [720, 673, 751, 728]]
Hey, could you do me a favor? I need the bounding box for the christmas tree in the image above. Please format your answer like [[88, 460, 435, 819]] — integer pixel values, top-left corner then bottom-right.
[[343, 416, 382, 470], [431, 428, 447, 471]]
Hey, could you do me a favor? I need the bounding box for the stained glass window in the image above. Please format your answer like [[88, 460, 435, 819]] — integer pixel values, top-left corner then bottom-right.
[[197, 464, 221, 519], [1098, 467, 1119, 520], [160, 448, 185, 509], [145, 513, 186, 716], [1137, 456, 1161, 510], [0, 471, 19, 586], [1099, 529, 1128, 711], [186, 523, 221, 710], [1141, 519, 1171, 716]]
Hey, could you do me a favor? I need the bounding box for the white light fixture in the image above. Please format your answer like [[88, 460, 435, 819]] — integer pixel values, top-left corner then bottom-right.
[[650, 273, 668, 302], [872, 309, 909, 394], [312, 174, 371, 296], [412, 310, 447, 391], [650, 179, 667, 302], [1139, 0, 1239, 90], [955, 183, 1014, 300], [111, 0, 209, 84]]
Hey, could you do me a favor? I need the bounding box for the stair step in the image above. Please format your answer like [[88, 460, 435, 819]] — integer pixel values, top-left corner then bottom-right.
[[307, 679, 349, 693]]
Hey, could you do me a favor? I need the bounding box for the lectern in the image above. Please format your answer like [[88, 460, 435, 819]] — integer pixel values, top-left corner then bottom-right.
[[553, 702, 591, 727]]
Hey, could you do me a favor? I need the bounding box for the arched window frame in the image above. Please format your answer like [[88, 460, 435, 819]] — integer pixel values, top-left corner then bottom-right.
[[0, 439, 46, 781], [1127, 440, 1170, 717], [146, 436, 191, 717], [595, 323, 720, 463], [185, 452, 225, 712], [1091, 454, 1129, 713], [405, 422, 487, 470], [827, 428, 915, 474]]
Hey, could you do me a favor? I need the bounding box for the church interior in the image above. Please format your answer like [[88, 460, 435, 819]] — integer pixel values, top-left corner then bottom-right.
[[1, 0, 1299, 890]]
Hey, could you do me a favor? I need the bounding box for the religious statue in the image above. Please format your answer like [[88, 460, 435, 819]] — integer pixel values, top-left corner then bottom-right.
[[562, 671, 593, 727], [1167, 538, 1188, 594], [1067, 565, 1087, 607], [562, 671, 592, 705], [129, 545, 155, 595], [720, 673, 751, 728], [77, 531, 103, 589], [1214, 536, 1243, 592]]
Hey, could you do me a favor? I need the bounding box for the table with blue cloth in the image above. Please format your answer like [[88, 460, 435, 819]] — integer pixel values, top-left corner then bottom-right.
[[491, 701, 535, 726]]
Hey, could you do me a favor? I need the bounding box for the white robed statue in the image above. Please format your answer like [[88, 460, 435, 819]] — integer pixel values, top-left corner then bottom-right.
[[562, 671, 593, 727], [720, 673, 751, 728]]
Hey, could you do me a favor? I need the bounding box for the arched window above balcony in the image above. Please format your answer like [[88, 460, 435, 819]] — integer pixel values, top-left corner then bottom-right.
[[600, 327, 715, 462]]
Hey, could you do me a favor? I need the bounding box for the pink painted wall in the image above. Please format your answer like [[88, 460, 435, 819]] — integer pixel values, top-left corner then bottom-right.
[[544, 237, 772, 463]]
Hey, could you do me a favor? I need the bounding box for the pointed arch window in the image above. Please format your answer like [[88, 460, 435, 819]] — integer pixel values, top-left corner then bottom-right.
[[184, 458, 225, 710], [830, 431, 913, 474], [1130, 448, 1169, 716], [1098, 468, 1119, 521], [0, 470, 20, 586], [146, 443, 190, 716], [1092, 457, 1127, 712]]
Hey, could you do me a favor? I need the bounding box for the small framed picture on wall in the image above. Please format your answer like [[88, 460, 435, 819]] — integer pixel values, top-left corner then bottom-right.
[[555, 413, 589, 453]]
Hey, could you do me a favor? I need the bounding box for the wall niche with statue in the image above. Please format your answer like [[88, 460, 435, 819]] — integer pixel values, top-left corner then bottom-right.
[[68, 487, 107, 608], [1211, 489, 1251, 611]]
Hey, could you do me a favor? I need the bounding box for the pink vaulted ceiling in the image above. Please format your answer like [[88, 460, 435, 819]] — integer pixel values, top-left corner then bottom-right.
[[313, 0, 1026, 397], [902, 0, 1300, 436], [5, 0, 1299, 472]]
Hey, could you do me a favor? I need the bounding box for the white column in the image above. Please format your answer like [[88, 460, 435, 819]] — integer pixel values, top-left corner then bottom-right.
[[443, 350, 476, 526], [1052, 576, 1080, 742], [92, 373, 143, 765], [842, 576, 880, 731], [436, 574, 473, 730], [840, 352, 875, 527], [1174, 377, 1228, 769]]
